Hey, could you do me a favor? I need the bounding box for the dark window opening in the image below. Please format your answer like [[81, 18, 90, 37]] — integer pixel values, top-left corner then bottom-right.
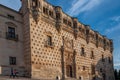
[[81, 47, 85, 56], [46, 8, 48, 15], [49, 11, 53, 17], [102, 55, 105, 62], [68, 21, 72, 27], [43, 7, 46, 13], [8, 27, 15, 38], [43, 7, 48, 15], [47, 35, 52, 46], [100, 68, 102, 72], [6, 27, 18, 41], [102, 73, 106, 80], [79, 27, 82, 32], [79, 77, 81, 80], [92, 77, 96, 80], [108, 57, 111, 63], [63, 18, 67, 24], [32, 0, 38, 8], [83, 66, 85, 71], [7, 15, 14, 20], [91, 51, 95, 59], [91, 65, 95, 75], [56, 13, 60, 20], [73, 22, 77, 28], [66, 65, 73, 77], [9, 57, 16, 65]]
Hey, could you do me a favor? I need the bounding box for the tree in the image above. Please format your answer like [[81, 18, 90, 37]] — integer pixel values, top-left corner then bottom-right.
[[118, 70, 120, 80], [114, 69, 118, 80]]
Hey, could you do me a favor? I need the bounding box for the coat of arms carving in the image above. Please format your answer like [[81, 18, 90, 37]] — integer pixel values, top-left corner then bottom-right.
[[64, 37, 73, 49]]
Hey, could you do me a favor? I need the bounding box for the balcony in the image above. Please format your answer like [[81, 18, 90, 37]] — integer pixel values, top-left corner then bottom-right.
[[6, 32, 18, 41]]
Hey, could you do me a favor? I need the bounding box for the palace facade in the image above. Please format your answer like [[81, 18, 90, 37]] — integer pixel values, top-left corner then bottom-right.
[[0, 0, 114, 80]]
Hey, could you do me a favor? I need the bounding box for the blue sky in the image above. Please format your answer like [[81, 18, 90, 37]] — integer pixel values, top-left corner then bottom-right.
[[0, 0, 120, 69]]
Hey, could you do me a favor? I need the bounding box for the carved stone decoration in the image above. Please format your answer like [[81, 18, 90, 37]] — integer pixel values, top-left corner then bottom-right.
[[103, 39, 106, 51], [66, 53, 73, 64], [110, 40, 113, 53], [56, 23, 61, 33], [85, 26, 90, 44], [95, 33, 99, 48], [64, 50, 76, 78], [64, 37, 73, 49], [73, 50, 76, 56], [86, 30, 89, 44], [31, 0, 41, 23], [55, 7, 62, 33], [74, 29, 78, 39], [32, 8, 40, 23]]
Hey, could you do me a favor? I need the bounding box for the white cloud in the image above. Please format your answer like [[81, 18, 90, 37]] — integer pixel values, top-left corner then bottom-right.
[[105, 23, 120, 34], [67, 0, 103, 16], [111, 16, 120, 22], [114, 63, 120, 67]]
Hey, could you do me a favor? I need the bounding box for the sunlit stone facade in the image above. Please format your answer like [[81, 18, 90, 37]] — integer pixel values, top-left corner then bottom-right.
[[0, 0, 114, 80]]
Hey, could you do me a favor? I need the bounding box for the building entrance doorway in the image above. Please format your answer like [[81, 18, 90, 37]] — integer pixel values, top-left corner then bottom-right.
[[102, 73, 106, 80], [66, 65, 73, 77]]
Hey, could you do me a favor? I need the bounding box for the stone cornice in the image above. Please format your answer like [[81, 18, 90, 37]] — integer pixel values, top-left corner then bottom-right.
[[0, 14, 23, 24]]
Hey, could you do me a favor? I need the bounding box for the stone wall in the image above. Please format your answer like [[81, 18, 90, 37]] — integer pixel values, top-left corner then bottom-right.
[[19, 0, 115, 80], [0, 4, 25, 76]]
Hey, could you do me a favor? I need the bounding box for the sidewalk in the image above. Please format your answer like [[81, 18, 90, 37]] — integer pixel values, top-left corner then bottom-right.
[[0, 76, 58, 80], [0, 76, 38, 80]]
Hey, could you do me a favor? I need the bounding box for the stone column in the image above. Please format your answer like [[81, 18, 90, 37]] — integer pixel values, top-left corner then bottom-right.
[[61, 36, 65, 80], [73, 50, 77, 78]]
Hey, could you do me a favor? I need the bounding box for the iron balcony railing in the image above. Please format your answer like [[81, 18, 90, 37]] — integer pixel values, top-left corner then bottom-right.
[[6, 32, 18, 41]]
